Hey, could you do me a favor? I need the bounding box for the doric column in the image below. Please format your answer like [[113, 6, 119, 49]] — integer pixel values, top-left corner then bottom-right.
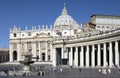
[[86, 45, 89, 67], [109, 42, 113, 67], [103, 43, 107, 67], [115, 41, 119, 66], [69, 47, 73, 66], [97, 44, 101, 67], [75, 47, 78, 67], [53, 48, 56, 67], [9, 44, 13, 62], [92, 45, 95, 67], [80, 46, 84, 67], [45, 42, 48, 61], [79, 47, 81, 67]]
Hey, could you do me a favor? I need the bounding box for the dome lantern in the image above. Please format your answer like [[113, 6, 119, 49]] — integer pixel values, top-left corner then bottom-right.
[[62, 4, 68, 15]]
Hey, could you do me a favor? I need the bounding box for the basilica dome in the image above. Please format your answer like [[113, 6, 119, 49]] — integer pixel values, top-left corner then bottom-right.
[[54, 5, 81, 30]]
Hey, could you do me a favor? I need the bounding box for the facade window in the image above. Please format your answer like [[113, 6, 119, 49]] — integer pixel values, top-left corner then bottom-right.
[[74, 30, 77, 34], [97, 26, 100, 28], [13, 33, 17, 37], [112, 27, 114, 29], [22, 34, 24, 37], [48, 33, 50, 35], [36, 33, 39, 36], [48, 55, 51, 61], [28, 32, 31, 36], [57, 32, 61, 36], [42, 53, 45, 61], [27, 42, 32, 50], [28, 33, 31, 36], [36, 55, 39, 61], [102, 26, 104, 28], [106, 26, 109, 29]]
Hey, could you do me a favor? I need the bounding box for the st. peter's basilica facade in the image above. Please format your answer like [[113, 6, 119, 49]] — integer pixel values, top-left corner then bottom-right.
[[9, 5, 120, 68]]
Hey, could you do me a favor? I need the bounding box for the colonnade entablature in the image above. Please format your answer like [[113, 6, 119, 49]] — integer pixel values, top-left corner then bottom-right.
[[53, 28, 120, 47]]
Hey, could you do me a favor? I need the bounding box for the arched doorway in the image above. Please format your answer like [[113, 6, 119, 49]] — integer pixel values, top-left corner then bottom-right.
[[13, 51, 17, 61]]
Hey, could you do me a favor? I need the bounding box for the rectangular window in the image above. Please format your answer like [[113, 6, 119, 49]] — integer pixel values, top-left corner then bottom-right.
[[102, 26, 104, 28], [27, 42, 32, 49], [74, 30, 77, 34], [48, 55, 51, 61], [28, 32, 31, 36], [97, 26, 100, 28], [42, 53, 45, 61], [13, 33, 17, 37]]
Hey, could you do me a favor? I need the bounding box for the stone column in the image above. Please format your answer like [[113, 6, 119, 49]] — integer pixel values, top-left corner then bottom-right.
[[17, 43, 21, 61], [50, 43, 53, 61], [10, 44, 13, 62], [97, 44, 101, 67], [39, 42, 41, 61], [75, 47, 78, 67], [109, 42, 113, 67], [86, 45, 89, 67], [92, 45, 95, 67], [79, 47, 81, 67], [115, 41, 119, 66], [69, 47, 73, 66], [53, 48, 56, 67], [68, 48, 70, 66], [23, 42, 27, 60], [24, 43, 27, 52], [64, 47, 68, 59], [32, 42, 36, 57], [103, 43, 107, 67], [61, 47, 64, 59], [45, 42, 48, 61], [32, 42, 36, 61], [80, 46, 84, 67]]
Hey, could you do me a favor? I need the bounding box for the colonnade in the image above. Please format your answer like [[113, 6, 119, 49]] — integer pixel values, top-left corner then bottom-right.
[[54, 41, 120, 67]]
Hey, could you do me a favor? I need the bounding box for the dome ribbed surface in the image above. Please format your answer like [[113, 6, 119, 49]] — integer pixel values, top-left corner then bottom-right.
[[54, 5, 81, 30]]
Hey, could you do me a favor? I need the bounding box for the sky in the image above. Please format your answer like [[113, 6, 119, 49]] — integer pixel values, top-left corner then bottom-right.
[[0, 0, 120, 48]]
